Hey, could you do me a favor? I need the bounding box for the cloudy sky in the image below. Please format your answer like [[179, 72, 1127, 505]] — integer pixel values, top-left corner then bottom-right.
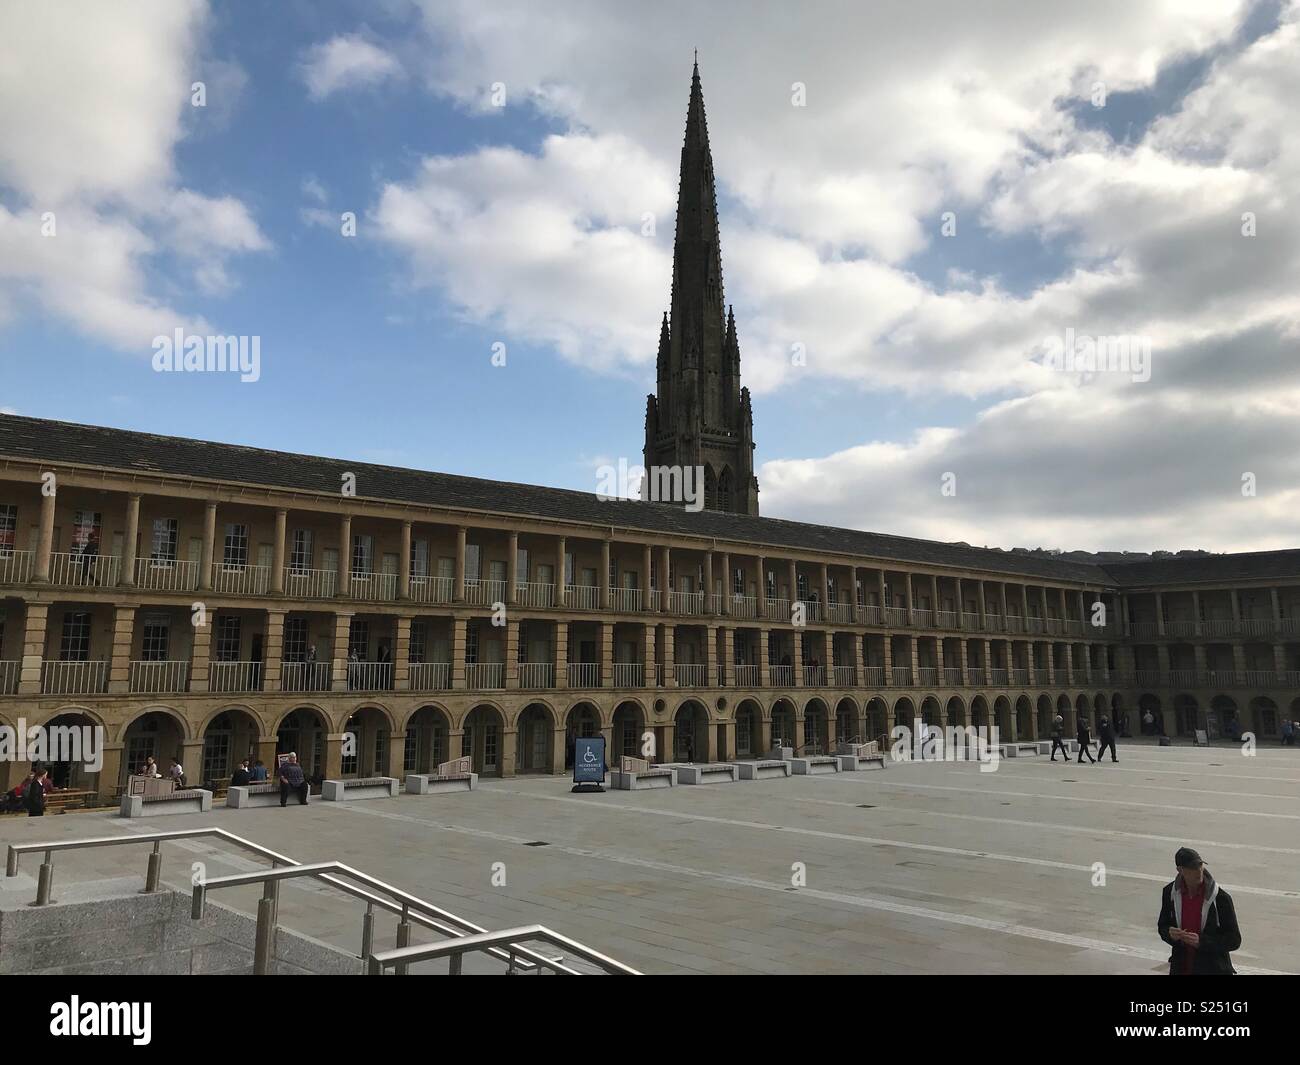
[[1, 0, 1297, 555]]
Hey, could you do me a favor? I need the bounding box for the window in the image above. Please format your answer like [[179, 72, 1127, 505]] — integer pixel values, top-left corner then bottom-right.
[[516, 548, 529, 583], [222, 523, 248, 567], [202, 729, 230, 782], [59, 611, 92, 661], [564, 553, 575, 588], [649, 559, 658, 591], [828, 576, 838, 603], [125, 736, 157, 778], [410, 538, 428, 579], [0, 503, 17, 558], [351, 534, 373, 575], [349, 619, 370, 659], [290, 529, 313, 572], [766, 570, 776, 599], [609, 558, 617, 591], [436, 556, 454, 581], [150, 518, 178, 563], [283, 618, 308, 662], [373, 729, 387, 775], [141, 615, 170, 661], [581, 566, 597, 588], [215, 616, 242, 661], [466, 625, 479, 665], [403, 730, 418, 772], [797, 574, 809, 602], [517, 621, 528, 662], [733, 567, 745, 595], [465, 543, 481, 582], [409, 620, 427, 663], [72, 511, 102, 554], [341, 726, 358, 775]]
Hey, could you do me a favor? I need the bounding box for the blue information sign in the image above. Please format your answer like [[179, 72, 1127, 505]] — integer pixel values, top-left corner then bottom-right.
[[572, 736, 606, 784]]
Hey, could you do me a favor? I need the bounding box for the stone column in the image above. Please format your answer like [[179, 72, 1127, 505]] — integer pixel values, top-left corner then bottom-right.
[[931, 574, 940, 620], [106, 605, 135, 695], [852, 630, 865, 687], [877, 570, 887, 621], [1271, 587, 1282, 625], [256, 737, 278, 774], [600, 621, 614, 688], [958, 638, 969, 686], [1155, 591, 1166, 636], [703, 550, 714, 614], [723, 627, 736, 687], [705, 624, 718, 687], [787, 558, 798, 611], [393, 615, 411, 691], [331, 612, 353, 691], [555, 536, 567, 608], [756, 555, 767, 615], [199, 501, 218, 591], [271, 508, 287, 594], [505, 619, 520, 689], [819, 562, 830, 620], [181, 740, 205, 783], [263, 608, 285, 692], [554, 620, 568, 690], [662, 623, 675, 687], [954, 578, 964, 629], [387, 734, 407, 781], [550, 728, 567, 775], [33, 482, 57, 583], [121, 493, 141, 588], [189, 617, 213, 693], [600, 539, 611, 610], [790, 621, 803, 686], [451, 617, 467, 689], [1062, 644, 1074, 687], [501, 730, 518, 778], [454, 526, 467, 602], [659, 546, 671, 611], [642, 544, 653, 612], [507, 532, 519, 605], [398, 520, 411, 601], [337, 514, 352, 597], [720, 552, 731, 616], [1192, 591, 1202, 636], [848, 566, 860, 623], [642, 625, 656, 688], [17, 605, 48, 695], [1156, 643, 1170, 685], [324, 734, 345, 780], [95, 746, 124, 801]]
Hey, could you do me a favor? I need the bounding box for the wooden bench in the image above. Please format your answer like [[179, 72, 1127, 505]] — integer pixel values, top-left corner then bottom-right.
[[736, 759, 791, 780], [227, 781, 312, 807], [321, 776, 398, 801], [120, 788, 212, 818]]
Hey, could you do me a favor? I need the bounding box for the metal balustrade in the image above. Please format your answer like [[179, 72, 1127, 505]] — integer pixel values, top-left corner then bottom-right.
[[612, 662, 643, 688], [728, 594, 758, 619], [860, 604, 883, 625], [567, 585, 600, 611], [965, 667, 985, 686], [518, 662, 555, 689], [1201, 619, 1235, 636], [611, 587, 643, 612], [935, 610, 958, 629], [346, 661, 394, 691], [0, 550, 33, 585], [861, 666, 885, 686], [734, 664, 760, 687], [50, 551, 120, 587], [41, 660, 109, 695], [802, 665, 827, 687], [284, 567, 337, 599], [890, 667, 912, 686], [515, 582, 555, 609], [801, 600, 822, 623], [1163, 620, 1196, 636], [465, 662, 504, 689], [916, 667, 938, 686], [674, 663, 707, 687], [654, 663, 665, 686], [1168, 668, 1197, 687], [567, 663, 601, 688], [136, 558, 199, 591], [1239, 618, 1274, 637], [367, 922, 639, 976], [409, 575, 453, 604], [1130, 621, 1159, 637], [911, 609, 933, 628], [1134, 669, 1161, 686], [668, 590, 705, 615], [350, 571, 398, 602], [943, 667, 962, 685], [1010, 668, 1028, 685], [405, 662, 451, 690], [0, 661, 19, 695], [210, 660, 263, 693], [129, 660, 189, 694], [465, 578, 508, 607], [769, 665, 794, 686], [1004, 615, 1024, 634], [884, 607, 908, 627], [1024, 617, 1044, 635], [764, 598, 790, 621], [211, 563, 270, 596], [281, 660, 334, 692]]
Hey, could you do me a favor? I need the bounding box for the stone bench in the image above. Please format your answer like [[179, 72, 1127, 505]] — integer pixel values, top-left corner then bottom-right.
[[405, 772, 477, 795], [226, 782, 311, 808], [1000, 743, 1042, 758], [736, 759, 791, 780], [836, 753, 887, 771], [766, 746, 794, 761], [790, 755, 840, 775], [120, 789, 212, 818], [610, 766, 677, 790], [1036, 739, 1080, 755], [321, 777, 399, 802], [671, 763, 739, 785]]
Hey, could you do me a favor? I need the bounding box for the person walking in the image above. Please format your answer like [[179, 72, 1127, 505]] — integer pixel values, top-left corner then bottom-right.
[[1158, 847, 1240, 975], [25, 764, 49, 817], [1076, 715, 1096, 763], [1049, 714, 1069, 763], [1097, 715, 1119, 763]]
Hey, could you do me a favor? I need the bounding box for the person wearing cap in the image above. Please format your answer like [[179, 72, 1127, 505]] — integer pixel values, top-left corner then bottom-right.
[[1157, 848, 1240, 975]]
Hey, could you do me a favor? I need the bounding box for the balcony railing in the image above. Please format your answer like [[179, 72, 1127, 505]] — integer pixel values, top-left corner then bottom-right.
[[674, 663, 707, 687], [916, 667, 938, 686], [832, 665, 855, 687], [50, 551, 120, 588], [890, 667, 912, 686], [1024, 617, 1044, 635], [464, 578, 508, 607], [668, 590, 705, 615], [345, 661, 394, 691], [862, 666, 885, 686], [800, 600, 822, 623], [884, 607, 908, 627], [135, 558, 199, 592], [211, 563, 270, 596], [611, 587, 643, 612], [465, 662, 504, 689], [1134, 669, 1161, 686], [728, 594, 758, 619], [827, 603, 854, 624], [612, 662, 643, 688], [965, 667, 985, 686], [1239, 618, 1274, 637], [409, 575, 453, 604], [403, 662, 449, 691], [210, 660, 263, 693], [1004, 615, 1024, 634], [962, 611, 981, 630], [1064, 619, 1084, 635], [41, 659, 108, 695], [860, 604, 883, 625], [1167, 668, 1197, 687], [1164, 620, 1196, 636], [989, 668, 1009, 685], [764, 598, 791, 622], [567, 663, 601, 688], [0, 550, 33, 585], [350, 571, 398, 602], [911, 608, 933, 628], [1130, 621, 1159, 637], [567, 585, 600, 611], [515, 582, 555, 609], [802, 665, 827, 687], [769, 665, 794, 687], [734, 664, 759, 687], [935, 610, 958, 629], [0, 660, 20, 695], [1010, 668, 1029, 685], [943, 667, 962, 685], [129, 660, 189, 694], [1201, 619, 1235, 636], [518, 662, 555, 689], [284, 567, 337, 599], [654, 663, 665, 686], [281, 660, 334, 692]]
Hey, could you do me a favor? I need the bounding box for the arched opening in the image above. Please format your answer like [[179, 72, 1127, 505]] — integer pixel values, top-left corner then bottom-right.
[[970, 695, 989, 732], [1015, 696, 1033, 740], [703, 465, 718, 511], [1249, 696, 1278, 738], [735, 699, 762, 757], [565, 702, 600, 769], [277, 707, 328, 782], [515, 703, 553, 772], [612, 701, 644, 761], [1174, 693, 1199, 737], [463, 705, 504, 777], [35, 711, 103, 792], [994, 696, 1013, 739], [865, 697, 888, 743], [834, 697, 858, 746], [946, 696, 966, 728], [1110, 693, 1129, 737], [1036, 694, 1055, 737], [803, 698, 829, 754], [121, 710, 186, 786], [405, 705, 451, 775], [1138, 693, 1163, 737], [893, 696, 916, 732], [1056, 693, 1072, 732], [200, 708, 260, 788], [920, 696, 941, 726], [718, 467, 733, 512], [770, 698, 797, 749], [673, 700, 709, 762], [342, 706, 392, 778]]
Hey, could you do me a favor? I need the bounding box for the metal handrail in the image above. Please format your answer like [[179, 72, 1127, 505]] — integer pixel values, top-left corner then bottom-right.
[[367, 923, 642, 976], [5, 827, 554, 975], [193, 861, 584, 976]]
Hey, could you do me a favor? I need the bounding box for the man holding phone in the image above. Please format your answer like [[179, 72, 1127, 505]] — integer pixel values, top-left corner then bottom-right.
[[1158, 847, 1241, 975]]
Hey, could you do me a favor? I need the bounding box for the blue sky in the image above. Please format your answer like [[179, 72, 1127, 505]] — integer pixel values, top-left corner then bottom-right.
[[2, 1, 1298, 553]]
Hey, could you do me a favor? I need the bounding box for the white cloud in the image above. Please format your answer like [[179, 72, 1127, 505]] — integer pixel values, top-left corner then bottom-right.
[[299, 34, 402, 100]]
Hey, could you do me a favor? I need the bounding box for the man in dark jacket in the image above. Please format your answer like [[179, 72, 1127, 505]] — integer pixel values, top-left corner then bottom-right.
[[25, 764, 48, 817], [1097, 715, 1119, 763], [1158, 847, 1240, 975], [1049, 714, 1069, 763], [278, 752, 309, 806], [1076, 716, 1096, 763], [230, 760, 252, 787]]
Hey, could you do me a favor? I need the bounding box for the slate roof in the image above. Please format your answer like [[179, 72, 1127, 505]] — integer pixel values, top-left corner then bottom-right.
[[1, 413, 1294, 587]]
